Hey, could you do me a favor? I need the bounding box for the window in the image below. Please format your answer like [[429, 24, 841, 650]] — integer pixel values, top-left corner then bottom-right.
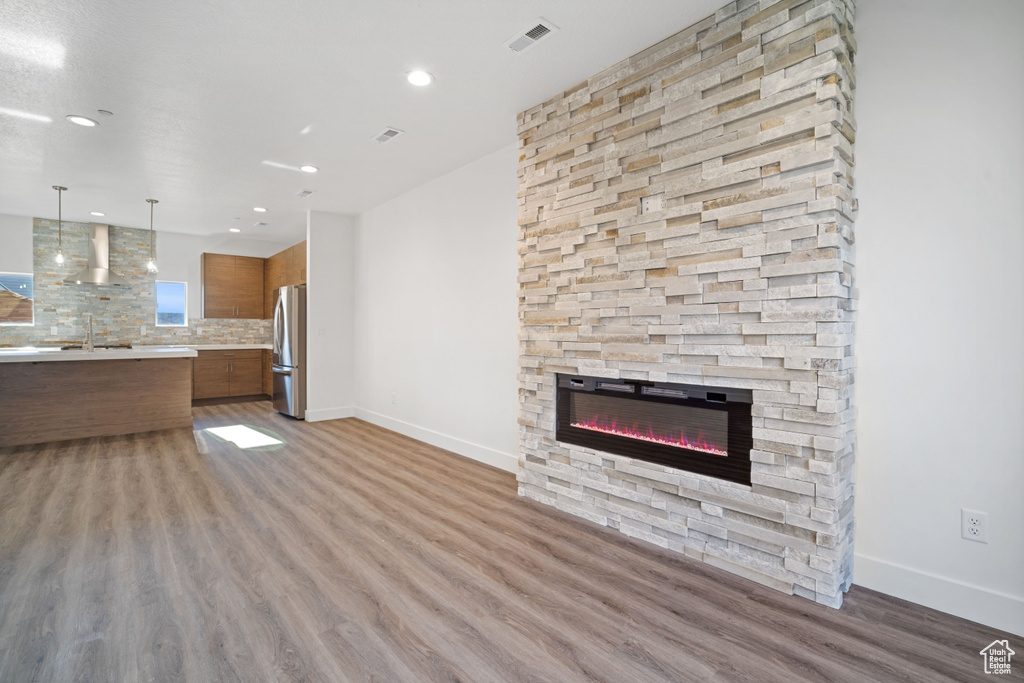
[[156, 281, 187, 326], [0, 272, 33, 325]]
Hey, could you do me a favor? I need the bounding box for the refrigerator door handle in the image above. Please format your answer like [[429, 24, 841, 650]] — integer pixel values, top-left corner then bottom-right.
[[272, 366, 292, 375], [273, 294, 285, 360]]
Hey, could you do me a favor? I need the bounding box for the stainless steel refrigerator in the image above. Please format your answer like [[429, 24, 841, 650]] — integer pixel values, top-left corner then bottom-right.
[[272, 284, 306, 419]]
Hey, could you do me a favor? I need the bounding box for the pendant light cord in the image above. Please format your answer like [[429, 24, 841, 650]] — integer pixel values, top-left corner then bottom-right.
[[53, 185, 66, 252], [146, 198, 159, 273]]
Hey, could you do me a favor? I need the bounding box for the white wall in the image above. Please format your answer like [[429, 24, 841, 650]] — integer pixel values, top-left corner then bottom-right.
[[156, 231, 293, 321], [855, 0, 1024, 635], [0, 213, 34, 273], [353, 144, 518, 472], [305, 210, 356, 421]]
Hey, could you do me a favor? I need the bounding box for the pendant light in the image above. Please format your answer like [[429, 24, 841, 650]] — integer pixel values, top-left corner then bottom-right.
[[53, 185, 67, 264], [146, 198, 159, 274]]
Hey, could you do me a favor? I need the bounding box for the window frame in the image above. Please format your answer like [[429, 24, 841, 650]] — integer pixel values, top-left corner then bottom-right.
[[0, 271, 35, 326], [155, 280, 188, 327]]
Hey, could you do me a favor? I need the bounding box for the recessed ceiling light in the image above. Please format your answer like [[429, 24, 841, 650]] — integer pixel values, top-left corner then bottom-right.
[[407, 70, 433, 86], [230, 228, 241, 233], [300, 165, 318, 173], [90, 211, 105, 217], [66, 114, 98, 127], [253, 207, 266, 212], [97, 109, 113, 116], [255, 222, 268, 227]]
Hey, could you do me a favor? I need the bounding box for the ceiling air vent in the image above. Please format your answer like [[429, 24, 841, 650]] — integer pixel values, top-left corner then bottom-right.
[[504, 18, 559, 54], [373, 127, 404, 143], [297, 189, 314, 198]]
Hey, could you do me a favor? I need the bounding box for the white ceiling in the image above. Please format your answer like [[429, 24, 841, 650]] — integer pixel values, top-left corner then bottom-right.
[[0, 0, 723, 242]]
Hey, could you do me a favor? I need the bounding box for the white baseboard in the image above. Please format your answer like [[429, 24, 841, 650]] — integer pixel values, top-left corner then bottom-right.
[[304, 405, 356, 422], [353, 408, 518, 474], [855, 553, 1024, 637]]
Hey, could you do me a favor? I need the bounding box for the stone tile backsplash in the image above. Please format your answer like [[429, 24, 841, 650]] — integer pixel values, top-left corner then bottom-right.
[[0, 219, 270, 347]]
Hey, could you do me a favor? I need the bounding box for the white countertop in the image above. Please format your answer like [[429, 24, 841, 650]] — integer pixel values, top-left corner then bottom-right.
[[149, 343, 272, 351], [0, 346, 199, 363]]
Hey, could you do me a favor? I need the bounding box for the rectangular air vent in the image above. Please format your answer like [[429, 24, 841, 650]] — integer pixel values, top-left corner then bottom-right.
[[504, 18, 559, 54], [597, 381, 635, 393], [373, 127, 404, 143], [642, 386, 688, 399]]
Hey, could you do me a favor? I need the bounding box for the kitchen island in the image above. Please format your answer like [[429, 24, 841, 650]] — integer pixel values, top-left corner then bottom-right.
[[0, 346, 198, 447]]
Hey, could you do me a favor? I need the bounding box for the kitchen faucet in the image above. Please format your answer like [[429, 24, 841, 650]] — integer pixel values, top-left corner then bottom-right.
[[84, 314, 94, 352]]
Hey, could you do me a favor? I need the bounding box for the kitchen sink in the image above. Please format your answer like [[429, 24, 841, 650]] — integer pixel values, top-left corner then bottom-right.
[[60, 343, 134, 350]]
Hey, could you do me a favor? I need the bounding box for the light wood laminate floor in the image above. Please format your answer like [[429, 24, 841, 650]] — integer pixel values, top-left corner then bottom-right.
[[0, 401, 1017, 682]]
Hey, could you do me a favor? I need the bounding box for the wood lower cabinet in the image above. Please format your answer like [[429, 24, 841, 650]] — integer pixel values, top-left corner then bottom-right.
[[193, 358, 230, 399], [0, 358, 194, 447], [202, 253, 266, 319], [193, 349, 265, 400], [262, 349, 273, 396], [228, 356, 262, 396]]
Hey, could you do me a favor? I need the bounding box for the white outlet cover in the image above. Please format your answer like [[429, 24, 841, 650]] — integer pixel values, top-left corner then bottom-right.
[[51, 326, 58, 336], [961, 508, 988, 543], [641, 194, 664, 214]]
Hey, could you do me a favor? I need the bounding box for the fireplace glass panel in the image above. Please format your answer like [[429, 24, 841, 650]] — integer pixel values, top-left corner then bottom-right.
[[568, 392, 729, 457]]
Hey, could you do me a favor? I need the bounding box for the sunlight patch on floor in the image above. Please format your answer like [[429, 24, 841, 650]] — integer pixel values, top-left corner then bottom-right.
[[205, 425, 283, 449]]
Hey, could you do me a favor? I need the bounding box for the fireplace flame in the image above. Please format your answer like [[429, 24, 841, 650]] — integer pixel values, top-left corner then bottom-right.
[[570, 418, 728, 457]]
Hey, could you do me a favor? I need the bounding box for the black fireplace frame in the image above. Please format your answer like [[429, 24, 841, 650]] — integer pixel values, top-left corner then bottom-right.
[[555, 374, 753, 486]]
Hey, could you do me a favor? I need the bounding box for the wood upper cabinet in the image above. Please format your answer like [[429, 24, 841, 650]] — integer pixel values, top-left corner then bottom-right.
[[202, 254, 236, 318], [202, 253, 265, 319], [234, 257, 265, 318], [193, 350, 264, 399], [263, 241, 306, 318]]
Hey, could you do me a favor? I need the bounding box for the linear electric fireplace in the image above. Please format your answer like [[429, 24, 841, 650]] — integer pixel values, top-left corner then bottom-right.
[[556, 374, 753, 486]]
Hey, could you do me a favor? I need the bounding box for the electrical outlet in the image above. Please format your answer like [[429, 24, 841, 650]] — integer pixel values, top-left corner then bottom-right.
[[961, 508, 988, 543], [50, 326, 58, 336], [141, 324, 146, 336], [391, 393, 396, 405], [640, 194, 664, 215]]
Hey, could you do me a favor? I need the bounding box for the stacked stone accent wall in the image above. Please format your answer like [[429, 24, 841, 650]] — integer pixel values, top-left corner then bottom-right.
[[516, 0, 857, 607], [0, 219, 270, 347]]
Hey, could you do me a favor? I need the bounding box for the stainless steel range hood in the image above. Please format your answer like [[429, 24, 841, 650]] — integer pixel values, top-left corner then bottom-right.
[[64, 223, 130, 286]]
